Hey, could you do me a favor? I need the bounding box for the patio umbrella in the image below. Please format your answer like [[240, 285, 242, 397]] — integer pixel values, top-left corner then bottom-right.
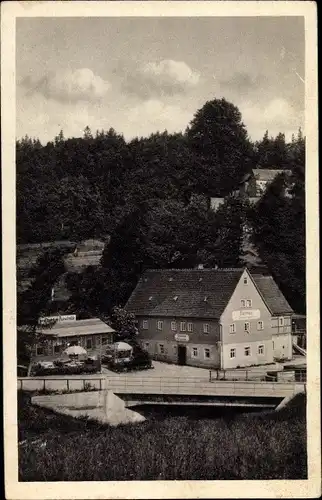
[[114, 342, 132, 352], [63, 345, 87, 356]]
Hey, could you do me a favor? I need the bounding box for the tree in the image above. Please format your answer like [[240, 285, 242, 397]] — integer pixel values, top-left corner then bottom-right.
[[249, 159, 305, 313], [186, 98, 254, 196], [209, 196, 249, 268], [254, 131, 292, 170], [107, 306, 138, 342], [17, 248, 67, 372], [83, 125, 93, 140]]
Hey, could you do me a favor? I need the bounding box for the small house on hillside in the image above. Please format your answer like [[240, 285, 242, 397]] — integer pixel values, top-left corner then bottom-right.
[[209, 168, 292, 211], [239, 168, 291, 199], [126, 267, 294, 369]]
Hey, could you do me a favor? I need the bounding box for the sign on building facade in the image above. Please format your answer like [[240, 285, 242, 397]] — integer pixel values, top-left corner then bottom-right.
[[232, 309, 261, 321], [38, 314, 77, 325], [174, 333, 190, 342]]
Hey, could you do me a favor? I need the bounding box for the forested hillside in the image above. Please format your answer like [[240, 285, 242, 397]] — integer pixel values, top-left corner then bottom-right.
[[16, 98, 306, 316]]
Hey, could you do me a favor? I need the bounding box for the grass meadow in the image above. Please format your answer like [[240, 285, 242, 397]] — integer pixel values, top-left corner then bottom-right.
[[18, 391, 307, 481]]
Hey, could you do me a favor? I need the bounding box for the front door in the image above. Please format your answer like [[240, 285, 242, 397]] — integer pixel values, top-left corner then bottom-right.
[[177, 345, 187, 365]]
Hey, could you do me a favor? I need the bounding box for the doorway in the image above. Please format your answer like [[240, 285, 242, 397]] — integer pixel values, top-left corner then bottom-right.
[[177, 345, 187, 365]]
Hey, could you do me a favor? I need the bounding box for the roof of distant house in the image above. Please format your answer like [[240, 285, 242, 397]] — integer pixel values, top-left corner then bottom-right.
[[252, 168, 291, 181], [240, 168, 291, 185], [251, 274, 294, 315], [126, 268, 294, 318]]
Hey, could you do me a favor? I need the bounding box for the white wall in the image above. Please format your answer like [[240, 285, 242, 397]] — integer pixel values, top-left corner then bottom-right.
[[273, 333, 293, 360], [222, 340, 273, 369]]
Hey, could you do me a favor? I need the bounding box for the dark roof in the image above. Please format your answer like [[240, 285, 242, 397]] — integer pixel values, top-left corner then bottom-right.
[[251, 274, 294, 315], [126, 268, 244, 319]]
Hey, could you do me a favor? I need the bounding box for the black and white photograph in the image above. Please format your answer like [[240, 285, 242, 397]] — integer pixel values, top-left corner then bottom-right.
[[2, 1, 320, 499]]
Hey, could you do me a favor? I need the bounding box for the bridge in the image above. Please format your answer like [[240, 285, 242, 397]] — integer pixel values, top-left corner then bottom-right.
[[105, 375, 304, 397], [104, 376, 305, 409], [29, 375, 306, 424]]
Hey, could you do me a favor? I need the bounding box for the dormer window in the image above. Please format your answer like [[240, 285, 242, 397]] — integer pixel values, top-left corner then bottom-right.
[[173, 296, 178, 301], [148, 296, 153, 301], [169, 277, 173, 282], [204, 296, 208, 302]]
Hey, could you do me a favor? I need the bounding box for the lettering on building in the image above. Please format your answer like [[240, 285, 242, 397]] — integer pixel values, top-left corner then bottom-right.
[[232, 309, 261, 321]]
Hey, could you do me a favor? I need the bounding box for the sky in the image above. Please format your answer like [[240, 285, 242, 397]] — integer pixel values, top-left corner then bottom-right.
[[16, 16, 305, 144]]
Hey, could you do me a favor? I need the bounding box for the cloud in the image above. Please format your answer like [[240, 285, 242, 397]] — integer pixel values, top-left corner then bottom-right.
[[219, 72, 263, 92], [240, 98, 304, 140], [125, 99, 194, 138], [120, 59, 200, 99], [21, 68, 111, 103]]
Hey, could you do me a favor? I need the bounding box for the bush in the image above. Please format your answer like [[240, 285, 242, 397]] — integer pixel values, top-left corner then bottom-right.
[[31, 360, 100, 376]]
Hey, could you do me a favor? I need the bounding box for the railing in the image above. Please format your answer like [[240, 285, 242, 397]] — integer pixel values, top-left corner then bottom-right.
[[106, 376, 306, 397], [17, 376, 105, 392], [209, 367, 306, 383], [17, 375, 306, 396]]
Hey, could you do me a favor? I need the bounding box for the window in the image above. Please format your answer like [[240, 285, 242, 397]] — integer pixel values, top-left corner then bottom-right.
[[101, 336, 109, 345], [230, 348, 236, 359], [203, 323, 210, 334], [180, 322, 186, 332], [272, 340, 275, 350], [244, 322, 250, 332], [204, 348, 211, 359], [246, 299, 252, 308], [241, 299, 246, 308], [258, 345, 264, 355], [36, 345, 43, 356], [229, 324, 236, 334], [192, 347, 198, 358], [157, 320, 163, 331], [54, 344, 61, 354], [86, 338, 92, 350], [171, 321, 177, 331], [173, 345, 177, 353], [187, 322, 193, 333], [145, 342, 150, 350], [142, 320, 149, 330], [278, 317, 284, 326], [243, 276, 248, 285], [244, 346, 251, 357], [257, 321, 264, 331], [159, 344, 165, 354]]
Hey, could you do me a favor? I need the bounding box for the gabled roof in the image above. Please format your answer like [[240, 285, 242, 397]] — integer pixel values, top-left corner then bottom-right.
[[126, 268, 244, 319], [251, 274, 294, 315]]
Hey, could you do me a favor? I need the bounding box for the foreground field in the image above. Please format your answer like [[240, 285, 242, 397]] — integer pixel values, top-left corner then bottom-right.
[[18, 391, 307, 481]]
